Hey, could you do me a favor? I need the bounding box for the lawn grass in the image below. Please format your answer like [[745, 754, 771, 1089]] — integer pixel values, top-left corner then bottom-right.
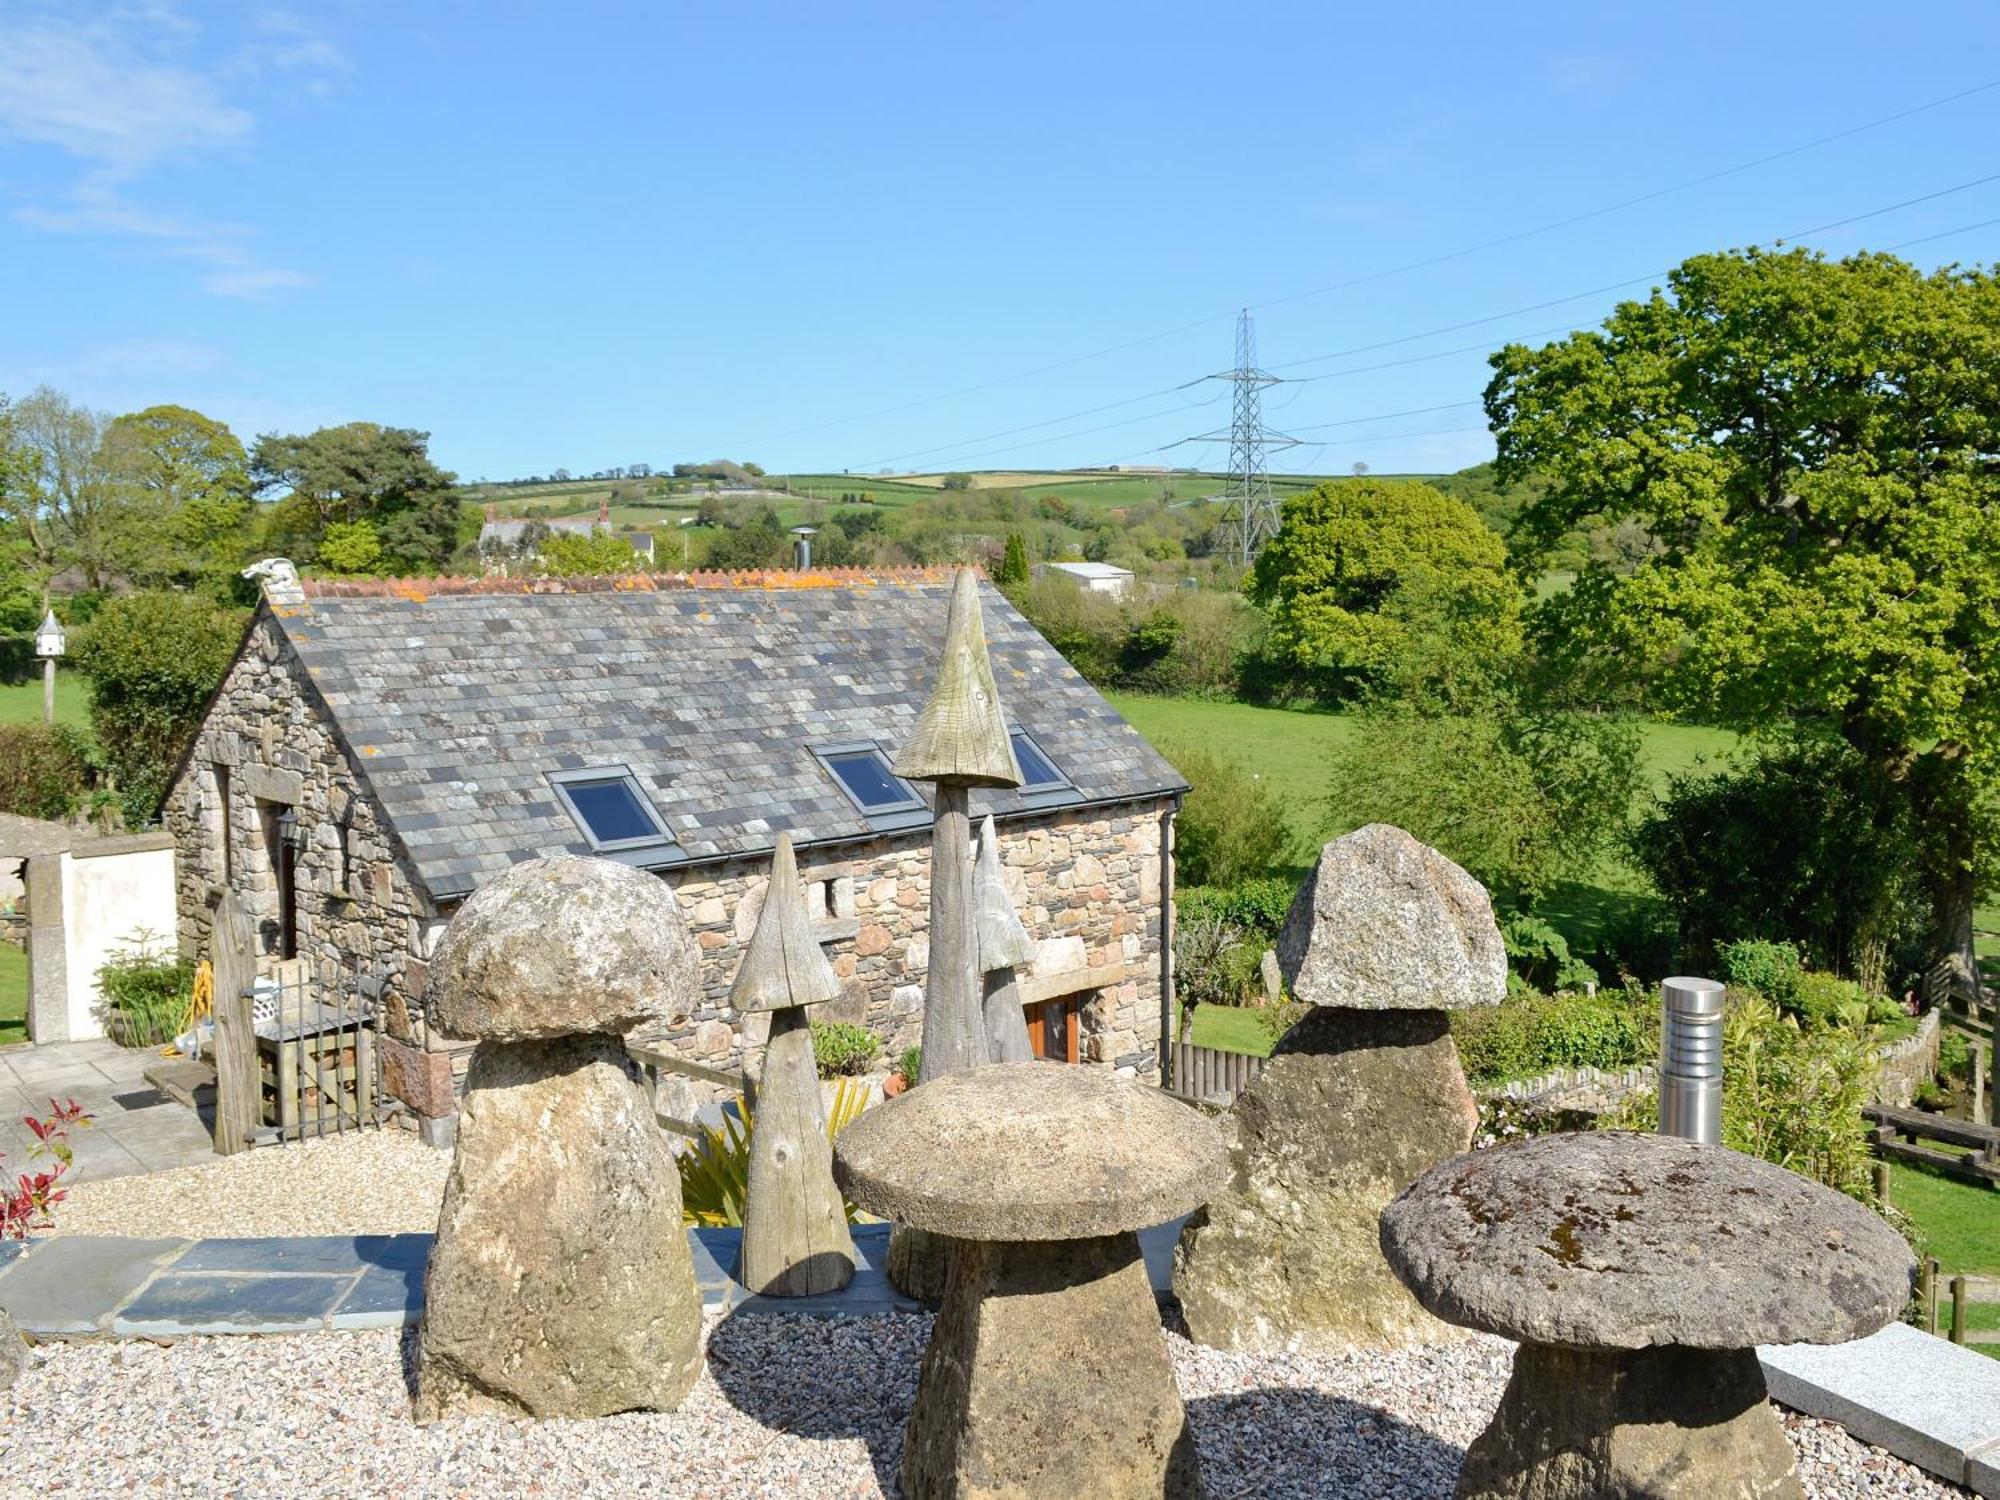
[[1183, 1003, 1279, 1057], [1891, 1161, 2000, 1274], [0, 942, 26, 1047], [0, 674, 90, 731]]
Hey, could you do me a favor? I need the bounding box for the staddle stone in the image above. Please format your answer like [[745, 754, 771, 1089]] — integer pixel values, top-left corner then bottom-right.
[[836, 1062, 1225, 1239], [1380, 1132, 1915, 1500], [838, 1064, 1225, 1499], [1277, 823, 1506, 1011], [417, 855, 704, 1420], [1379, 1130, 1914, 1351], [426, 856, 701, 1042], [418, 1035, 703, 1419]]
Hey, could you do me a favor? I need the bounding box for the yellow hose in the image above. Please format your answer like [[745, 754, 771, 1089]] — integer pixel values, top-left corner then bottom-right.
[[161, 958, 215, 1056]]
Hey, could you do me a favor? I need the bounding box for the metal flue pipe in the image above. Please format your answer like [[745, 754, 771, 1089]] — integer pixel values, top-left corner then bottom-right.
[[1658, 976, 1725, 1145]]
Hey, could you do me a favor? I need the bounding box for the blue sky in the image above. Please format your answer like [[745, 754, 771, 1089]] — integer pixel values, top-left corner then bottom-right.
[[2, 2, 1998, 483]]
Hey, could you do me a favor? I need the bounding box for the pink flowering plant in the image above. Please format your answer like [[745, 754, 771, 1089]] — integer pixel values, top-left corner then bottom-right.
[[1, 1098, 92, 1239]]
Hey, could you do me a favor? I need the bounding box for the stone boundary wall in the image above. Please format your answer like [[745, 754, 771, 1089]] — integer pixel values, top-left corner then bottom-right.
[[1480, 1007, 1944, 1115], [1871, 1009, 1941, 1110]]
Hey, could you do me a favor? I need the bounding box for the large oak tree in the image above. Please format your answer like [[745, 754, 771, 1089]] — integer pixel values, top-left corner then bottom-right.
[[1489, 248, 2000, 1003]]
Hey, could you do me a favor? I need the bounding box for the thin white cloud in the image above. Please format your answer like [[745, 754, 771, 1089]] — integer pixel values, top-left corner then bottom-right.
[[0, 2, 336, 298], [0, 10, 249, 173], [200, 265, 317, 300]]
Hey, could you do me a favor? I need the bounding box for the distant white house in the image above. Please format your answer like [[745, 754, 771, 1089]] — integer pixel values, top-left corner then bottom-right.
[[1038, 560, 1135, 598]]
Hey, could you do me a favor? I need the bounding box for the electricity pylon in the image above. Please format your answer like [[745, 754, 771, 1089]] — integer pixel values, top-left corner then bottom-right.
[[1192, 311, 1299, 564]]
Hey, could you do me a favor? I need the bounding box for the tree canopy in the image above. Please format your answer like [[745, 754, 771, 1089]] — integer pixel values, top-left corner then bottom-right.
[[1490, 247, 2000, 998], [1247, 477, 1521, 703], [253, 423, 464, 573]]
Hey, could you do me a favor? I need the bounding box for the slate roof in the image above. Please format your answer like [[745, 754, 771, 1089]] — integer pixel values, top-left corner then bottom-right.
[[270, 570, 1186, 901]]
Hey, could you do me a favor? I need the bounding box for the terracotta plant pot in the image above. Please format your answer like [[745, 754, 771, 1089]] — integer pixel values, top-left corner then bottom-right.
[[883, 1071, 909, 1099]]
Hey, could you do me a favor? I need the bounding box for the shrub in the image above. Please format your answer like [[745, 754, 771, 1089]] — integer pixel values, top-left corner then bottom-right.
[[1632, 735, 1936, 993], [95, 933, 194, 1048], [1719, 938, 1804, 1009], [896, 1045, 922, 1084], [1174, 909, 1250, 1015], [1168, 743, 1290, 887], [809, 1020, 881, 1078], [677, 1077, 871, 1227], [2, 1098, 92, 1238], [1177, 876, 1296, 940], [1790, 971, 1871, 1030], [1605, 995, 1877, 1204], [73, 591, 247, 826], [1499, 910, 1598, 993], [1453, 986, 1653, 1084], [0, 722, 91, 820]]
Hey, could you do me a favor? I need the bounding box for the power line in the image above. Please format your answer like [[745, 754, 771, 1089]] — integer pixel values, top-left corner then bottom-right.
[[848, 172, 2000, 476], [1248, 78, 2000, 314], [734, 77, 1999, 452]]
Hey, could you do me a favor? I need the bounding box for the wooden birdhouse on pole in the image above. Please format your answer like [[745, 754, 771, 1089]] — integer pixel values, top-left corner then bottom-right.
[[733, 833, 857, 1297], [973, 814, 1036, 1064]]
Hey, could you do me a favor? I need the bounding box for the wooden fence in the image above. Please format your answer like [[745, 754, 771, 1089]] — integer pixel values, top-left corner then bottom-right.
[[1164, 1041, 1265, 1107], [1863, 1103, 2000, 1187]]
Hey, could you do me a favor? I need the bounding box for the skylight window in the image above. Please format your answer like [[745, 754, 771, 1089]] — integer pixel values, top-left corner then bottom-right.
[[548, 766, 676, 853], [1009, 729, 1069, 793], [816, 743, 925, 816]]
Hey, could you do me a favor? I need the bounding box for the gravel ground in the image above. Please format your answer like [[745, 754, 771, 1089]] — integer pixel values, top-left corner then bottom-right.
[[46, 1130, 449, 1239], [3, 1313, 1967, 1498]]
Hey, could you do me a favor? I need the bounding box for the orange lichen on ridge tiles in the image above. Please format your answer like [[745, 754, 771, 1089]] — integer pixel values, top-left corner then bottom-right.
[[296, 565, 970, 600]]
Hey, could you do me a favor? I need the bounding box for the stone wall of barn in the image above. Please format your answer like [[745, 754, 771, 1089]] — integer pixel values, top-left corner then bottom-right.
[[640, 800, 1175, 1122], [162, 610, 442, 1055]]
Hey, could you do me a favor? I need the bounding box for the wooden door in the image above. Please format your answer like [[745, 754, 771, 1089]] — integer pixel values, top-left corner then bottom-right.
[[1025, 995, 1080, 1063]]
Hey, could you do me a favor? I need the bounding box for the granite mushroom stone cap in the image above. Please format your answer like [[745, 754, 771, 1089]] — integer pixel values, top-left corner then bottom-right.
[[1277, 823, 1505, 1010], [425, 855, 702, 1042], [1379, 1131, 1915, 1351], [834, 1062, 1227, 1241]]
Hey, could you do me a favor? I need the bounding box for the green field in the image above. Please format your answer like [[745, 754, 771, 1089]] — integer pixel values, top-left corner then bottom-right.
[[1111, 694, 1741, 1055], [0, 674, 90, 731], [1106, 692, 1739, 871], [0, 942, 24, 1047]]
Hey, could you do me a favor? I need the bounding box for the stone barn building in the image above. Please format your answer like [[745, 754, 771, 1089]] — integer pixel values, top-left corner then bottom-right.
[[162, 565, 1185, 1137]]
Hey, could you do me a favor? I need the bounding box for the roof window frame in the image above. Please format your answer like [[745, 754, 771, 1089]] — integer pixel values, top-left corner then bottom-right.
[[811, 740, 932, 832], [546, 764, 680, 855], [1007, 726, 1080, 810]]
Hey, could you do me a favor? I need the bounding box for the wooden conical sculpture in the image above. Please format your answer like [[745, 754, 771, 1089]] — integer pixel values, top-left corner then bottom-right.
[[974, 815, 1036, 1064], [733, 834, 857, 1297], [888, 568, 1024, 1301]]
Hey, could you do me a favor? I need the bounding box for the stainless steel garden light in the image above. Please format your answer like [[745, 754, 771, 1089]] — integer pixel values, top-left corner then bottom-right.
[[1659, 976, 1725, 1145]]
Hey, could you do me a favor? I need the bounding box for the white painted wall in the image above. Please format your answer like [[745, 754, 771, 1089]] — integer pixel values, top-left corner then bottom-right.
[[59, 845, 179, 1041]]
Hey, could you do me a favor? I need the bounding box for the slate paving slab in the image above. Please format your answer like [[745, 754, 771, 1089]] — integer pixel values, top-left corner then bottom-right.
[[0, 1235, 189, 1334], [116, 1273, 355, 1336]]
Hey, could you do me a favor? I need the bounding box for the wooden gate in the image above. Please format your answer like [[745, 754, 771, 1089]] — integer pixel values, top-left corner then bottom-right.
[[1165, 1040, 1265, 1107]]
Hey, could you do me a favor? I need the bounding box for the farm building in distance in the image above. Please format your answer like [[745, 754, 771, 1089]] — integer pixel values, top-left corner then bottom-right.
[[161, 565, 1186, 1137], [1038, 560, 1136, 597]]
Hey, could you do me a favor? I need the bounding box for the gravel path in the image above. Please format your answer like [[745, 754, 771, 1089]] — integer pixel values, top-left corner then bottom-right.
[[45, 1130, 448, 1239], [5, 1314, 1966, 1497]]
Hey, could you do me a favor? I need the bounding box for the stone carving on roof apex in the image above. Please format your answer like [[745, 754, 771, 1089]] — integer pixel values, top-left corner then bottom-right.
[[241, 557, 305, 605]]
